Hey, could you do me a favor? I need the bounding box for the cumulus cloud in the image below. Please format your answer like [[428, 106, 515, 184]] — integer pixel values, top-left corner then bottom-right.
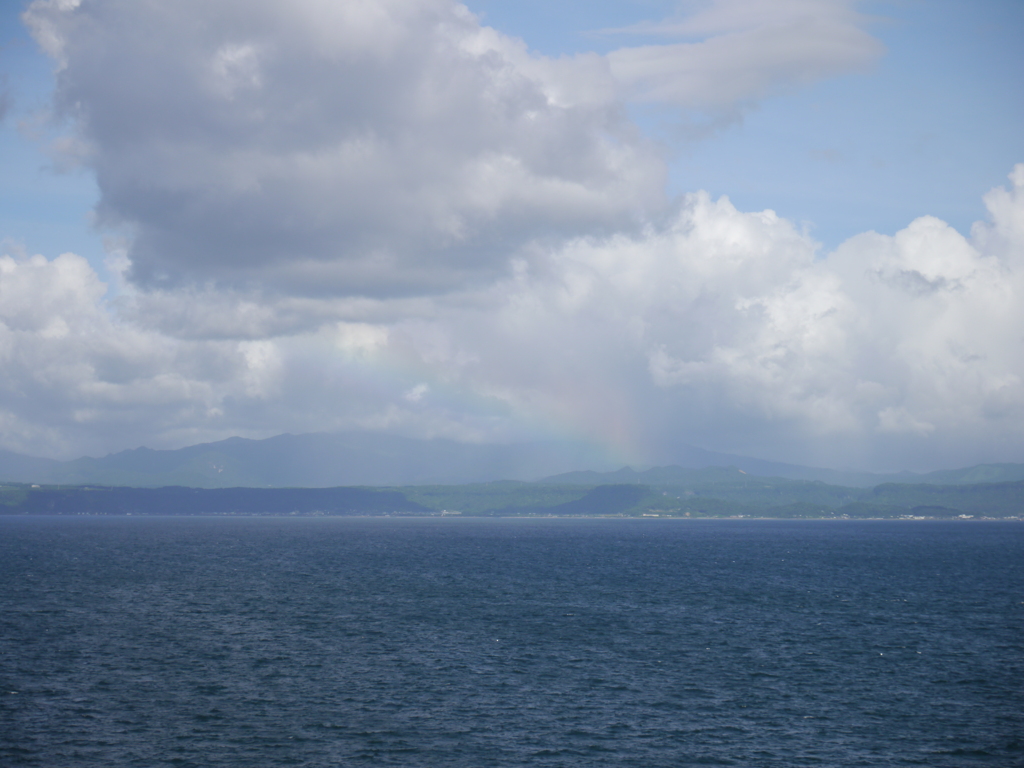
[[23, 0, 663, 294], [10, 0, 1021, 470], [0, 256, 414, 459], [22, 0, 880, 296], [380, 166, 1022, 470], [3, 167, 1023, 470], [0, 250, 213, 456]]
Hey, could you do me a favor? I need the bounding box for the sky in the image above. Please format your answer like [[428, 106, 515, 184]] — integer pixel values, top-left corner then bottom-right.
[[0, 0, 1022, 472]]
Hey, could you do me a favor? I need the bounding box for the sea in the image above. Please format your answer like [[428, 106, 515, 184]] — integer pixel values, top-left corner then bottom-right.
[[1, 516, 1022, 767]]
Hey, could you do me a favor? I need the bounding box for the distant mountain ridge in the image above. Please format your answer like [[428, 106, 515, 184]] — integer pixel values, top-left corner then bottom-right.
[[540, 463, 1024, 489], [0, 433, 620, 488], [1, 432, 1022, 489]]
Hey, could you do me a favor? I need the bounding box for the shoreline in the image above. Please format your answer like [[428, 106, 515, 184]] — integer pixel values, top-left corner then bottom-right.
[[1, 513, 1020, 521]]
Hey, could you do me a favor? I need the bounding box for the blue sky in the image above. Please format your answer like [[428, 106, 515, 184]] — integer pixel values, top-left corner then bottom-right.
[[1, 4, 105, 284], [0, 0, 1022, 471]]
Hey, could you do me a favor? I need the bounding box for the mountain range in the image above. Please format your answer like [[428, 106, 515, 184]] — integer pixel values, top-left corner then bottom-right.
[[2, 431, 1023, 489]]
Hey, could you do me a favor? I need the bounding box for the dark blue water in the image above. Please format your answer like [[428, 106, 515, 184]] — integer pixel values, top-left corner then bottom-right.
[[1, 517, 1022, 767]]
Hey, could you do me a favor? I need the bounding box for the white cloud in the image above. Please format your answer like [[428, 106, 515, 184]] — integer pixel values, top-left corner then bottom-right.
[[373, 164, 1024, 470], [0, 251, 223, 456], [10, 0, 1023, 471], [404, 383, 429, 403], [22, 0, 665, 295], [2, 166, 1023, 469], [21, 0, 881, 296], [606, 0, 882, 110]]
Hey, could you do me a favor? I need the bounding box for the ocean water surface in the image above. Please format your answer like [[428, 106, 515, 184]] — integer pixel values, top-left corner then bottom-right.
[[1, 517, 1022, 767]]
